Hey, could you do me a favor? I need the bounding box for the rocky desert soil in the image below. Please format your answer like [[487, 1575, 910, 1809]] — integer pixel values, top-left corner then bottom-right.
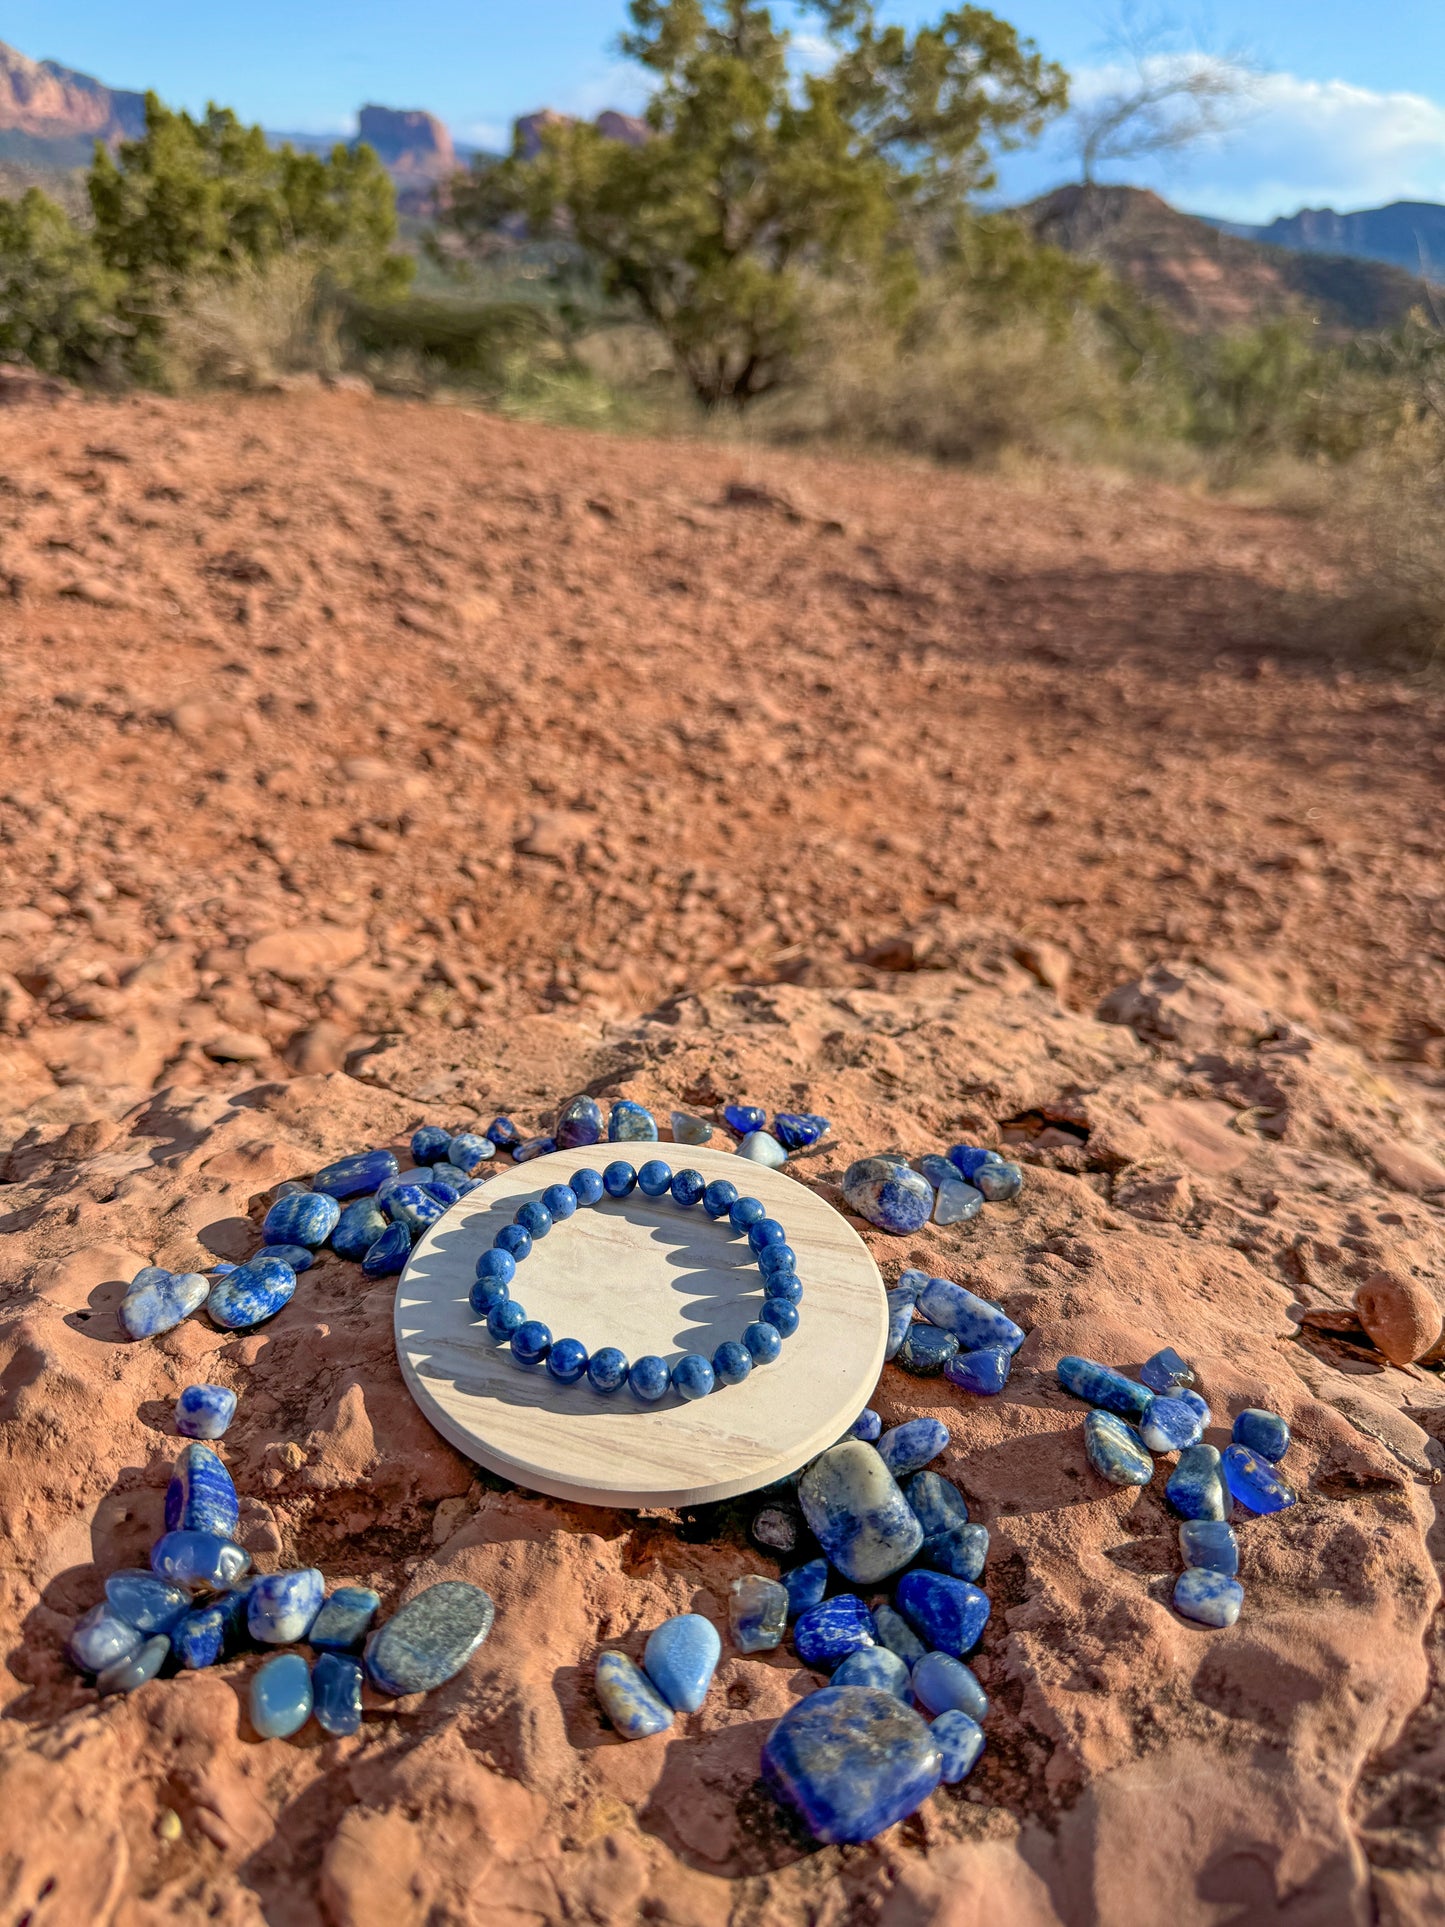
[[1, 390, 1443, 1927]]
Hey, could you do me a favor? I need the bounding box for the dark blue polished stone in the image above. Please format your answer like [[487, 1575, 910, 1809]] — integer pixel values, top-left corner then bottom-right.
[[332, 1196, 390, 1260], [747, 1217, 787, 1253], [947, 1144, 1004, 1181], [1166, 1444, 1229, 1520], [513, 1135, 556, 1162], [571, 1166, 605, 1206], [1140, 1346, 1196, 1395], [885, 1289, 916, 1361], [511, 1320, 552, 1367], [588, 1346, 630, 1393], [258, 1243, 315, 1272], [541, 1181, 578, 1220], [262, 1191, 341, 1248], [603, 1160, 637, 1198], [209, 1256, 297, 1330], [917, 1277, 1025, 1354], [608, 1100, 658, 1142], [758, 1241, 796, 1278], [313, 1149, 399, 1198], [1222, 1444, 1296, 1515], [365, 1581, 496, 1695], [842, 1157, 934, 1235], [672, 1353, 715, 1399], [411, 1124, 453, 1163], [474, 1246, 516, 1292], [1056, 1356, 1155, 1423], [917, 1154, 963, 1189], [494, 1223, 533, 1261], [702, 1179, 739, 1219], [850, 1408, 882, 1442], [1233, 1408, 1290, 1462], [362, 1222, 411, 1276], [629, 1354, 671, 1401], [898, 1324, 959, 1375], [793, 1594, 877, 1669], [150, 1530, 250, 1593], [312, 1651, 364, 1735], [309, 1586, 381, 1652], [636, 1159, 673, 1197], [547, 1337, 589, 1383], [106, 1569, 191, 1635], [1139, 1395, 1206, 1454], [871, 1603, 926, 1665], [877, 1418, 949, 1478], [931, 1709, 986, 1784], [712, 1340, 752, 1386], [774, 1112, 829, 1150], [670, 1167, 706, 1207], [174, 1383, 237, 1440], [171, 1589, 248, 1669], [905, 1470, 970, 1538], [724, 1103, 767, 1136], [925, 1523, 989, 1583], [762, 1685, 942, 1844], [945, 1345, 1012, 1395], [743, 1321, 783, 1363], [515, 1199, 553, 1239], [782, 1559, 828, 1620], [486, 1116, 520, 1148], [487, 1298, 527, 1342], [248, 1568, 324, 1643], [895, 1570, 990, 1657], [166, 1444, 239, 1538], [760, 1299, 799, 1338], [555, 1094, 604, 1149], [729, 1195, 767, 1231]]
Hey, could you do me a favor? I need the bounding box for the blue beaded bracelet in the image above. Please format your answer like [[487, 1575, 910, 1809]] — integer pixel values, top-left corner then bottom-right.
[[468, 1159, 802, 1401]]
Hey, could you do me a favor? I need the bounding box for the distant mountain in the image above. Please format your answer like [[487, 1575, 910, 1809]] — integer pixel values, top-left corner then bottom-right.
[[1025, 184, 1431, 336], [1216, 201, 1445, 281], [0, 36, 145, 167]]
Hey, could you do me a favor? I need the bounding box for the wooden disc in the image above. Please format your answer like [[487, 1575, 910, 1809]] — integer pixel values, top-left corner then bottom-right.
[[394, 1142, 886, 1508]]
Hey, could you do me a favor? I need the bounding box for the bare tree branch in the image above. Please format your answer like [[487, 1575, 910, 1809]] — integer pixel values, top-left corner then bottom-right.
[[1071, 5, 1262, 184]]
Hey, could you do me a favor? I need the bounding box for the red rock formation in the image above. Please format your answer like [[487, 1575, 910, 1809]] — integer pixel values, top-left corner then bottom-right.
[[0, 36, 145, 143], [356, 102, 455, 181]]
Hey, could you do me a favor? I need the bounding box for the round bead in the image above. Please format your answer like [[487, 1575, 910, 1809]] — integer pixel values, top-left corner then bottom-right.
[[761, 1298, 799, 1337], [487, 1299, 527, 1341], [515, 1200, 553, 1239], [712, 1340, 753, 1386], [670, 1168, 706, 1207], [475, 1248, 516, 1289], [748, 1218, 786, 1253], [547, 1338, 589, 1383], [672, 1353, 716, 1400], [588, 1346, 630, 1393], [636, 1159, 673, 1197], [469, 1275, 510, 1315], [758, 1241, 796, 1278], [541, 1182, 578, 1221], [603, 1160, 637, 1198], [743, 1321, 783, 1362], [729, 1196, 767, 1232], [571, 1166, 605, 1206], [629, 1355, 671, 1402], [766, 1271, 803, 1303], [702, 1179, 739, 1219], [512, 1320, 552, 1367], [494, 1223, 532, 1262]]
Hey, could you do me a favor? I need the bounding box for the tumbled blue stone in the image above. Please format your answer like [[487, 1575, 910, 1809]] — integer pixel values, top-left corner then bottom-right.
[[106, 1569, 191, 1635], [513, 1135, 556, 1162], [729, 1196, 767, 1231], [670, 1167, 706, 1207], [1177, 1387, 1212, 1426], [571, 1166, 605, 1206], [151, 1530, 250, 1593], [930, 1523, 990, 1583], [799, 1442, 924, 1583], [98, 1633, 169, 1696], [917, 1277, 1025, 1354], [441, 1132, 490, 1173], [871, 1602, 927, 1665], [917, 1154, 962, 1189], [608, 1100, 658, 1142], [1167, 1443, 1229, 1520], [885, 1289, 916, 1362], [672, 1353, 715, 1400], [644, 1613, 721, 1712], [1057, 1356, 1155, 1423], [1140, 1395, 1206, 1454], [511, 1320, 552, 1367], [834, 1645, 911, 1697], [896, 1268, 929, 1299], [379, 1170, 431, 1204], [332, 1196, 390, 1260], [1222, 1444, 1296, 1515], [433, 1161, 472, 1189], [541, 1181, 579, 1220], [309, 1586, 381, 1652], [912, 1651, 988, 1721], [262, 1191, 341, 1248], [1180, 1520, 1239, 1576], [119, 1266, 209, 1339], [548, 1337, 589, 1384], [474, 1246, 517, 1293], [69, 1602, 143, 1674], [878, 1418, 949, 1479], [1174, 1567, 1244, 1628], [171, 1595, 241, 1670], [175, 1383, 237, 1440], [167, 1443, 239, 1538], [712, 1340, 753, 1386], [251, 1651, 313, 1738], [1233, 1409, 1290, 1462], [782, 1560, 828, 1620], [412, 1124, 453, 1163], [249, 1568, 325, 1644], [636, 1158, 673, 1197], [596, 1650, 673, 1738], [934, 1179, 985, 1225], [603, 1160, 637, 1197], [362, 1222, 411, 1277], [932, 1708, 986, 1784], [945, 1345, 1012, 1396], [384, 1183, 446, 1235], [743, 1321, 783, 1363], [424, 1178, 461, 1208], [629, 1355, 671, 1401], [555, 1094, 604, 1149], [851, 1408, 882, 1442], [842, 1157, 934, 1235], [730, 1575, 789, 1652], [794, 1594, 877, 1669], [702, 1178, 739, 1219], [737, 1131, 788, 1168], [494, 1222, 533, 1261], [670, 1110, 714, 1145], [209, 1256, 297, 1330], [975, 1161, 1024, 1202], [724, 1103, 767, 1136], [313, 1149, 399, 1199], [898, 1324, 959, 1375], [455, 1177, 486, 1197], [762, 1685, 942, 1844], [947, 1145, 1003, 1181], [906, 1470, 970, 1537], [487, 1299, 527, 1342], [312, 1651, 364, 1736], [1084, 1411, 1155, 1486], [1140, 1346, 1195, 1394], [774, 1112, 829, 1150], [365, 1581, 496, 1696], [487, 1115, 520, 1147], [896, 1571, 990, 1657], [758, 1241, 796, 1279], [588, 1346, 630, 1393]]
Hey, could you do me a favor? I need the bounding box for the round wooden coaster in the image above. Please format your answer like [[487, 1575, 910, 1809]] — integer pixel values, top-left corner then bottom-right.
[[394, 1142, 886, 1508]]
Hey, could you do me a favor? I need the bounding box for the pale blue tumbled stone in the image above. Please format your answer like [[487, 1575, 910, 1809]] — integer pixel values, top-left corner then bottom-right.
[[782, 1560, 828, 1620], [975, 1160, 1024, 1202], [596, 1650, 673, 1738], [1084, 1411, 1155, 1486], [208, 1257, 297, 1330], [1140, 1346, 1195, 1394], [1222, 1444, 1296, 1515], [362, 1222, 411, 1276], [312, 1651, 364, 1735], [364, 1582, 495, 1695], [917, 1277, 1025, 1354], [97, 1633, 169, 1696], [412, 1124, 453, 1163], [262, 1190, 341, 1248], [1167, 1444, 1229, 1520], [897, 1325, 959, 1375], [850, 1408, 882, 1442], [895, 1571, 990, 1657], [774, 1112, 829, 1150], [762, 1686, 942, 1844], [729, 1575, 789, 1653], [1233, 1409, 1290, 1462], [555, 1095, 603, 1149], [332, 1196, 390, 1260], [69, 1602, 143, 1674], [945, 1346, 1012, 1396], [608, 1100, 658, 1141], [934, 1179, 985, 1225], [106, 1569, 191, 1635], [1139, 1395, 1206, 1454], [877, 1417, 949, 1479], [175, 1383, 237, 1440], [251, 1651, 313, 1738], [884, 1290, 916, 1362], [932, 1709, 986, 1784], [1174, 1568, 1244, 1628], [643, 1613, 721, 1712], [1180, 1520, 1239, 1575], [382, 1182, 445, 1235], [150, 1530, 250, 1593], [1057, 1356, 1155, 1423], [798, 1442, 924, 1584], [833, 1645, 911, 1697], [736, 1130, 787, 1168], [895, 1269, 929, 1301], [166, 1443, 239, 1538], [309, 1586, 381, 1652], [842, 1157, 934, 1235], [871, 1602, 927, 1665], [793, 1594, 877, 1670], [912, 1651, 988, 1721], [119, 1267, 209, 1339], [448, 1132, 495, 1173], [671, 1110, 715, 1145], [248, 1568, 325, 1644], [313, 1149, 399, 1199]]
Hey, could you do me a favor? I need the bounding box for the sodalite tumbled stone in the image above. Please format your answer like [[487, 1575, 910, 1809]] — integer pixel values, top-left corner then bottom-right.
[[877, 1418, 949, 1479], [912, 1651, 989, 1721], [1084, 1411, 1154, 1486], [1139, 1395, 1205, 1454], [263, 1190, 341, 1248], [1233, 1408, 1290, 1461], [1180, 1519, 1239, 1575], [782, 1560, 828, 1620], [362, 1222, 411, 1276], [794, 1595, 877, 1669], [885, 1290, 917, 1362], [608, 1100, 658, 1141], [643, 1613, 720, 1712], [312, 1652, 364, 1735], [945, 1346, 1012, 1396], [556, 1094, 603, 1149], [730, 1575, 789, 1652], [842, 1157, 934, 1235], [897, 1325, 959, 1375], [248, 1568, 324, 1644], [1057, 1356, 1155, 1423], [313, 1149, 399, 1198], [1222, 1444, 1296, 1515], [798, 1443, 924, 1584], [1167, 1444, 1229, 1520], [932, 1709, 986, 1783], [309, 1586, 381, 1652], [166, 1444, 239, 1538], [447, 1132, 494, 1173], [174, 1383, 237, 1440], [923, 1523, 989, 1583], [69, 1602, 143, 1674], [1174, 1568, 1244, 1628], [98, 1633, 170, 1696], [151, 1530, 250, 1593], [596, 1651, 673, 1738], [365, 1581, 495, 1695], [762, 1685, 943, 1844], [251, 1651, 313, 1738], [382, 1183, 445, 1235], [1140, 1346, 1195, 1394], [871, 1603, 926, 1665], [106, 1569, 190, 1635], [412, 1124, 453, 1163], [119, 1267, 209, 1339], [916, 1277, 1025, 1354], [850, 1408, 883, 1443], [833, 1646, 911, 1697], [332, 1196, 389, 1260], [208, 1257, 297, 1331], [906, 1470, 969, 1538], [774, 1112, 829, 1150], [895, 1571, 990, 1657]]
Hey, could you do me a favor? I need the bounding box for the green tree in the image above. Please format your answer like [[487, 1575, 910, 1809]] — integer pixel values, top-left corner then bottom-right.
[[445, 0, 1066, 406], [0, 189, 125, 379]]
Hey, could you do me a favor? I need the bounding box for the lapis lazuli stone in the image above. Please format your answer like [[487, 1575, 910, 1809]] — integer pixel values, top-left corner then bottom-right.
[[1233, 1409, 1290, 1462], [548, 1337, 589, 1383], [588, 1346, 630, 1393], [332, 1196, 389, 1260], [171, 1593, 243, 1670], [842, 1157, 934, 1235], [1180, 1519, 1239, 1575], [906, 1470, 969, 1538], [947, 1145, 1003, 1181], [384, 1183, 446, 1235], [106, 1569, 191, 1635], [119, 1266, 209, 1339], [799, 1442, 924, 1584], [487, 1116, 520, 1148], [97, 1633, 170, 1696], [1167, 1443, 1228, 1520], [672, 1353, 716, 1400], [748, 1217, 787, 1254], [794, 1594, 877, 1669], [761, 1298, 799, 1338], [762, 1685, 942, 1844], [166, 1443, 239, 1538], [729, 1195, 767, 1228], [917, 1277, 1025, 1355], [896, 1571, 990, 1657], [447, 1133, 494, 1173], [928, 1523, 990, 1583], [541, 1181, 578, 1221], [379, 1170, 431, 1205], [724, 1103, 767, 1136], [1084, 1410, 1155, 1486], [312, 1651, 364, 1735], [362, 1222, 411, 1277], [851, 1408, 882, 1443], [878, 1418, 949, 1479], [556, 1094, 604, 1149], [365, 1581, 496, 1696], [608, 1100, 658, 1142], [945, 1345, 1012, 1396], [69, 1602, 143, 1674], [670, 1167, 706, 1208], [251, 1651, 313, 1738], [629, 1355, 670, 1401], [209, 1257, 297, 1330], [932, 1708, 986, 1784], [737, 1131, 788, 1168], [1140, 1346, 1195, 1395], [833, 1645, 911, 1697], [1139, 1395, 1206, 1454], [412, 1124, 453, 1163], [175, 1383, 237, 1440], [912, 1651, 988, 1721], [249, 1568, 324, 1644], [637, 1158, 673, 1197], [257, 1243, 314, 1273], [1223, 1444, 1296, 1515], [774, 1112, 829, 1151], [712, 1340, 753, 1386], [935, 1179, 985, 1225], [758, 1241, 796, 1278], [517, 1200, 555, 1241], [571, 1166, 605, 1206], [643, 1613, 721, 1712], [1057, 1356, 1155, 1423], [885, 1289, 916, 1362], [495, 1223, 533, 1261], [702, 1178, 739, 1218], [871, 1602, 926, 1665], [730, 1575, 789, 1652], [512, 1320, 552, 1367], [596, 1650, 673, 1737], [975, 1161, 1024, 1202], [782, 1560, 828, 1620], [670, 1110, 714, 1145], [1177, 1387, 1211, 1426], [309, 1586, 381, 1651], [513, 1135, 556, 1162], [150, 1531, 250, 1593], [425, 1178, 461, 1208], [895, 1269, 929, 1299], [487, 1299, 527, 1342], [743, 1321, 783, 1363], [898, 1325, 959, 1375], [263, 1191, 341, 1248], [313, 1149, 399, 1199], [1174, 1567, 1244, 1628]]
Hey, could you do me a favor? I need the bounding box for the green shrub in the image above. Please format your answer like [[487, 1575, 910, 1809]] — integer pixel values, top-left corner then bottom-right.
[[0, 188, 125, 380]]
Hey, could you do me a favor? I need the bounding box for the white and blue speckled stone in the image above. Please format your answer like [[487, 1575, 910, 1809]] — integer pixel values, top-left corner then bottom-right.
[[798, 1443, 924, 1585], [595, 1650, 673, 1738]]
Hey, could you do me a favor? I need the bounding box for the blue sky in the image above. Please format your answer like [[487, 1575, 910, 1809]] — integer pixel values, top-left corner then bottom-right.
[[7, 1, 1445, 222]]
